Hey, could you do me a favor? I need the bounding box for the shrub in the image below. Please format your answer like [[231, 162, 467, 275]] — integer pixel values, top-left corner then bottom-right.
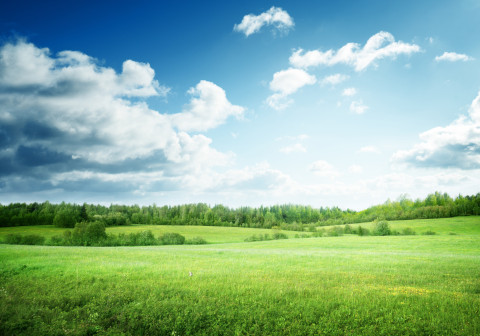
[[49, 235, 65, 246], [343, 224, 353, 234], [373, 220, 391, 236], [357, 226, 370, 236], [272, 232, 288, 240], [326, 227, 343, 237], [422, 230, 436, 235], [72, 221, 106, 245], [21, 234, 45, 245], [402, 227, 416, 235], [4, 234, 23, 244], [159, 232, 185, 245], [185, 237, 208, 245], [136, 230, 157, 245], [4, 234, 44, 245]]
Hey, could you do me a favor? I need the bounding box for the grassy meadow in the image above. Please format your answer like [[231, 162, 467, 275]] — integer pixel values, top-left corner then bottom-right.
[[1, 217, 479, 335], [0, 224, 302, 244]]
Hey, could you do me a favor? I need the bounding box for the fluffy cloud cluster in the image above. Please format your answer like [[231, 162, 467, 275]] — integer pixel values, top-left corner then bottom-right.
[[266, 31, 419, 110], [0, 40, 246, 195], [392, 91, 480, 169], [289, 31, 420, 71], [234, 6, 294, 37], [435, 52, 473, 62]]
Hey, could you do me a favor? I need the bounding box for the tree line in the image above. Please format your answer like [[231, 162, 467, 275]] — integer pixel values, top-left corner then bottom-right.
[[0, 192, 479, 229]]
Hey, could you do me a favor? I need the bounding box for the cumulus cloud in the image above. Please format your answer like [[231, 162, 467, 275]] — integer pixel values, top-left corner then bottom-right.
[[342, 87, 357, 96], [170, 80, 244, 132], [320, 73, 349, 86], [289, 31, 420, 71], [392, 91, 480, 169], [435, 52, 474, 62], [0, 40, 244, 195], [266, 68, 316, 110], [350, 100, 368, 114], [234, 6, 294, 37], [309, 160, 340, 178]]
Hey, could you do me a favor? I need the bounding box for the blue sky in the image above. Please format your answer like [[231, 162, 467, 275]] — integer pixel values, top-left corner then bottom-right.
[[1, 0, 479, 209]]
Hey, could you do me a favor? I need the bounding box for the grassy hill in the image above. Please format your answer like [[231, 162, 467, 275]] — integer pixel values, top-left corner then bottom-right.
[[1, 216, 479, 335]]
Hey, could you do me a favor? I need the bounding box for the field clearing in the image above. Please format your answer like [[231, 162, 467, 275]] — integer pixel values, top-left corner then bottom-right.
[[0, 224, 303, 244], [321, 216, 480, 235], [1, 223, 480, 335]]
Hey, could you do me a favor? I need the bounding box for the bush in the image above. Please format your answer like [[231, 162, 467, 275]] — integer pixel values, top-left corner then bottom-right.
[[402, 227, 416, 235], [21, 234, 45, 245], [185, 237, 208, 245], [4, 234, 44, 245], [373, 220, 391, 236], [136, 230, 157, 245], [159, 232, 185, 245], [357, 226, 370, 236], [343, 224, 353, 234], [326, 227, 343, 237], [49, 235, 65, 246], [422, 230, 436, 235], [272, 232, 288, 240], [4, 234, 23, 244], [72, 221, 107, 245]]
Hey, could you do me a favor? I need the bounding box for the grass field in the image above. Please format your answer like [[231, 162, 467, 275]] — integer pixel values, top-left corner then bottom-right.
[[1, 217, 479, 335], [0, 224, 302, 244], [322, 216, 480, 236]]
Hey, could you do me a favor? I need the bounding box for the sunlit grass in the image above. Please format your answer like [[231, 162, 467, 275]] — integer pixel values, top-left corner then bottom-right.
[[1, 228, 479, 335]]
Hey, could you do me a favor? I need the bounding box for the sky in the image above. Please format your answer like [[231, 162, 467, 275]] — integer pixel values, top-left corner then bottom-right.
[[0, 0, 479, 210]]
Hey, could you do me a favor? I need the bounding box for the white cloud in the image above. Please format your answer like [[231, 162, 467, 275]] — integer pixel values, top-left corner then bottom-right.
[[0, 40, 244, 195], [321, 73, 349, 86], [170, 80, 244, 132], [309, 160, 340, 178], [234, 6, 294, 37], [280, 143, 307, 154], [435, 52, 474, 62], [350, 100, 368, 114], [342, 87, 357, 96], [358, 146, 380, 154], [269, 68, 317, 95], [266, 68, 316, 110], [392, 91, 480, 169], [289, 31, 420, 71]]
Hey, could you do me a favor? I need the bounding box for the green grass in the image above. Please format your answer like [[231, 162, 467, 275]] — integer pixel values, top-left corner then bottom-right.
[[322, 216, 480, 235], [0, 217, 479, 335], [0, 224, 302, 244]]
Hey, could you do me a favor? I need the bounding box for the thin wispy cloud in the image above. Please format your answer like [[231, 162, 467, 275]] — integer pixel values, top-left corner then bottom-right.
[[321, 74, 350, 86], [234, 7, 294, 37], [350, 100, 368, 114], [342, 87, 357, 96]]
